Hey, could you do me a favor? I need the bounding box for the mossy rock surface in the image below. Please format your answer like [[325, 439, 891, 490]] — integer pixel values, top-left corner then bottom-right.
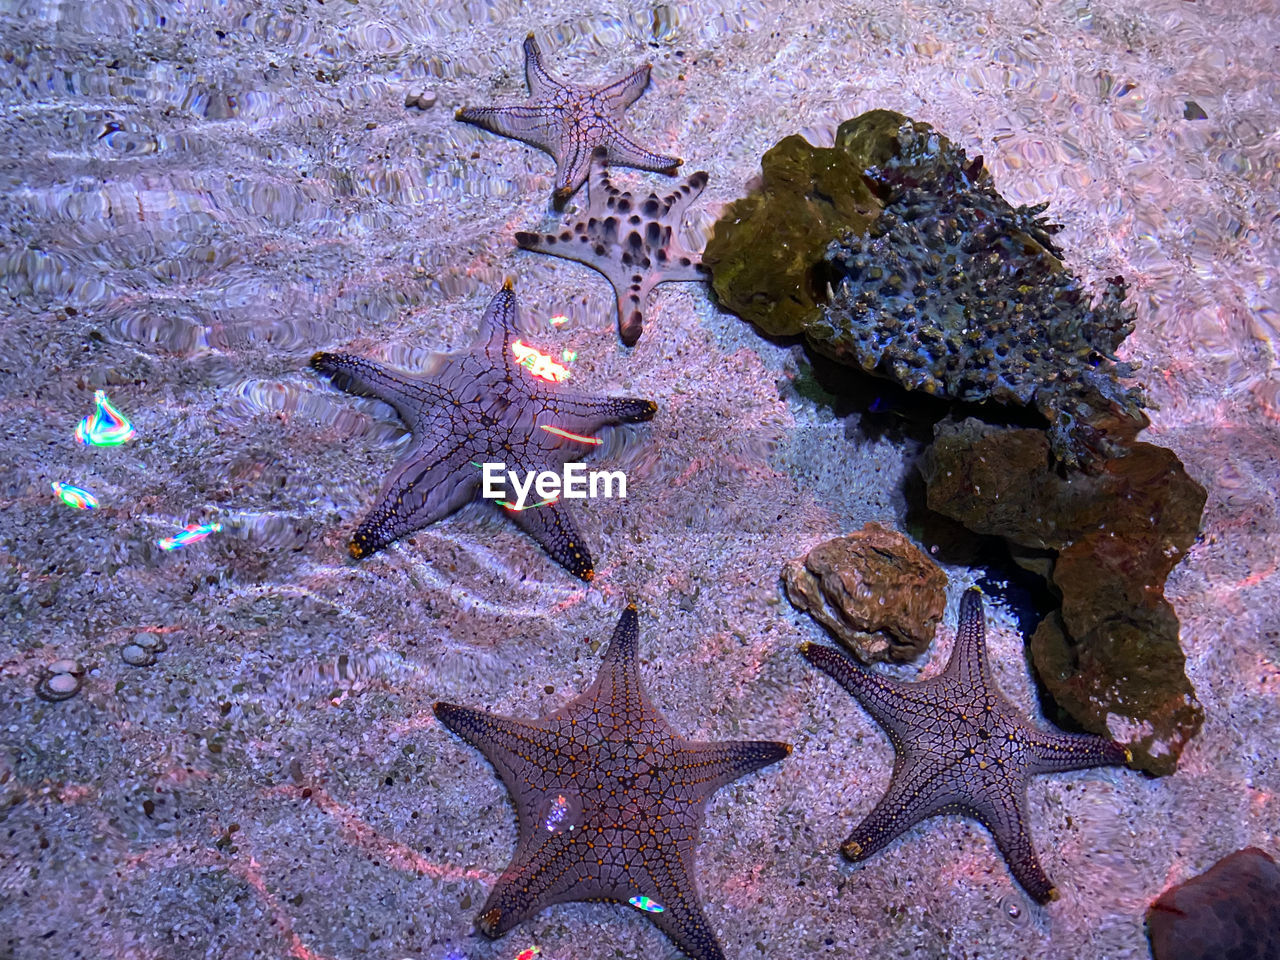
[[703, 110, 921, 337]]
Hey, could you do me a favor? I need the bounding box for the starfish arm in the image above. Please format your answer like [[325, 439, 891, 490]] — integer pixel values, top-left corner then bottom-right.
[[504, 496, 595, 581], [557, 604, 646, 709], [552, 134, 596, 204], [839, 753, 965, 862], [662, 169, 710, 221], [348, 438, 478, 558], [456, 104, 559, 154], [675, 739, 791, 803], [606, 126, 682, 174], [521, 34, 561, 99], [310, 351, 441, 423], [943, 587, 995, 687], [642, 845, 728, 960], [476, 282, 518, 361], [595, 61, 653, 111], [433, 702, 571, 804], [965, 785, 1057, 904], [801, 642, 923, 748], [474, 830, 604, 938], [586, 143, 616, 208], [1024, 727, 1131, 775], [536, 390, 658, 432]]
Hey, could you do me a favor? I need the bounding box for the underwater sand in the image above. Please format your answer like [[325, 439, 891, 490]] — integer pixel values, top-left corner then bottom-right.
[[1, 1, 1277, 958]]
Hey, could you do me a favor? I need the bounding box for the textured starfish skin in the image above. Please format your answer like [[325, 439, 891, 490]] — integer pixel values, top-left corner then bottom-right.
[[435, 606, 791, 960], [802, 588, 1130, 903], [310, 282, 656, 580], [516, 147, 711, 345], [456, 33, 681, 205]]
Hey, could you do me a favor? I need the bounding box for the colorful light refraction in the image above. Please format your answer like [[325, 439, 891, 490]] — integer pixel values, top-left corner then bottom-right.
[[548, 314, 568, 327], [498, 497, 558, 512], [628, 895, 665, 913], [538, 424, 602, 445], [74, 390, 135, 446], [512, 340, 571, 382], [544, 794, 572, 832], [51, 481, 99, 510], [514, 948, 541, 960], [157, 522, 223, 551]]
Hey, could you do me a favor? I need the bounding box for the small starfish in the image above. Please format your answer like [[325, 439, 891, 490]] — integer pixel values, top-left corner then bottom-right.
[[516, 147, 711, 346], [802, 587, 1130, 903], [434, 605, 791, 960], [456, 33, 681, 205], [310, 282, 656, 580]]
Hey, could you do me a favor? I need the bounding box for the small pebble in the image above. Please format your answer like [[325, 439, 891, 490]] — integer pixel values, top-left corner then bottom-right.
[[121, 643, 156, 667], [49, 658, 83, 676], [404, 90, 438, 110], [37, 672, 82, 701], [133, 632, 168, 653]]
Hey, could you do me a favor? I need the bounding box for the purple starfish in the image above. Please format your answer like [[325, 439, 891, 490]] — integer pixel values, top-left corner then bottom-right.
[[435, 605, 791, 960], [803, 587, 1130, 903], [456, 33, 681, 205], [310, 282, 656, 580]]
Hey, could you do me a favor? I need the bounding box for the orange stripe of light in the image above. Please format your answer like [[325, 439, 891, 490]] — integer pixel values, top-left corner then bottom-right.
[[539, 425, 602, 445]]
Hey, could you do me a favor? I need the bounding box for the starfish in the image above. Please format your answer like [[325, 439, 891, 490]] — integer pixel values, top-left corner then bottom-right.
[[310, 282, 656, 580], [801, 587, 1130, 903], [516, 147, 711, 346], [434, 605, 791, 960], [456, 33, 681, 205]]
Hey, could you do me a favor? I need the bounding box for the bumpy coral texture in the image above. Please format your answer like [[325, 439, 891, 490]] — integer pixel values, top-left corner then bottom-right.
[[821, 123, 1145, 466]]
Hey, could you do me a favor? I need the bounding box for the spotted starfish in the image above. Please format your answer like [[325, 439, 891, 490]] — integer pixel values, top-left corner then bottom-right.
[[516, 147, 711, 346], [434, 605, 791, 960], [801, 588, 1130, 903], [456, 33, 681, 205], [310, 282, 656, 580]]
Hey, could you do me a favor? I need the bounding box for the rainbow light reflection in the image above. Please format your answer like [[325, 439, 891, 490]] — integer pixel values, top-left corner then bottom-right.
[[74, 390, 135, 446], [51, 481, 99, 510], [497, 497, 558, 512], [548, 314, 568, 327], [539, 425, 602, 445], [512, 340, 571, 383], [514, 948, 541, 960], [157, 522, 223, 551], [629, 895, 665, 913], [544, 795, 572, 832]]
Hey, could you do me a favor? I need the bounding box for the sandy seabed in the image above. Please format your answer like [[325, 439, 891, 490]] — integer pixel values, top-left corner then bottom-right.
[[1, 1, 1277, 958]]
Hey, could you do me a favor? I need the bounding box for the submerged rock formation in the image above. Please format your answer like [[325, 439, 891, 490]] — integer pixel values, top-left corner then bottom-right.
[[706, 109, 1146, 467], [783, 522, 947, 662], [712, 109, 1205, 776], [1146, 848, 1280, 960], [920, 418, 1206, 775]]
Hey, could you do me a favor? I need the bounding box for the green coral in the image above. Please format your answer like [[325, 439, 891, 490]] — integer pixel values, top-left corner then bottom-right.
[[702, 112, 907, 337]]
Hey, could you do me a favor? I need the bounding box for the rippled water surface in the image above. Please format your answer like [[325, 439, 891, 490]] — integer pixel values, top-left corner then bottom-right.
[[2, 1, 1277, 959]]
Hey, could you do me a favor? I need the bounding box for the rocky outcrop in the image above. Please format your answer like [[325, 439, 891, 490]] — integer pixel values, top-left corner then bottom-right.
[[784, 522, 947, 663]]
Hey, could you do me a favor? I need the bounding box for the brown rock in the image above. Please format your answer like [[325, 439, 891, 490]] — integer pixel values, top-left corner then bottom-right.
[[783, 522, 947, 662], [920, 418, 1207, 775], [1146, 848, 1280, 960]]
